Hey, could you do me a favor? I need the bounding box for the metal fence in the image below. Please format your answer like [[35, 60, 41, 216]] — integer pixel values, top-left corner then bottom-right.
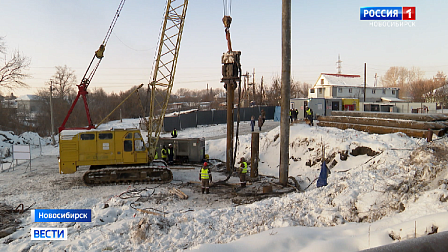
[[163, 106, 276, 132]]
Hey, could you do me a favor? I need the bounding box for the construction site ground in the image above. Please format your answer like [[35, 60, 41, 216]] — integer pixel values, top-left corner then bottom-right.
[[0, 154, 292, 240], [2, 120, 448, 251]]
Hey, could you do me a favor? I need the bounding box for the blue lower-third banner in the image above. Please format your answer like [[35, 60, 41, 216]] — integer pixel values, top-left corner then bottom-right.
[[31, 209, 91, 222]]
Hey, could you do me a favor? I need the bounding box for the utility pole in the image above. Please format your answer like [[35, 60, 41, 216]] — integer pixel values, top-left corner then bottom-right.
[[50, 80, 56, 146], [252, 68, 256, 105], [260, 76, 264, 105], [241, 72, 249, 107], [374, 73, 378, 87], [246, 72, 250, 104], [364, 63, 366, 102], [280, 0, 291, 186]]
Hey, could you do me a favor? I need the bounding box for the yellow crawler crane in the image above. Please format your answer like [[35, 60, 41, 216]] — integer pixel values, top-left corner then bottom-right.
[[58, 0, 189, 185], [59, 129, 172, 184]]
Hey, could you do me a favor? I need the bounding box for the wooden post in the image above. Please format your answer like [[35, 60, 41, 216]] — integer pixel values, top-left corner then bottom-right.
[[427, 128, 433, 142], [251, 132, 259, 178], [364, 63, 366, 102]]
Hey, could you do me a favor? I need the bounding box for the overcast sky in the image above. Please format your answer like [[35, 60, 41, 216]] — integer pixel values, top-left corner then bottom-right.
[[1, 0, 446, 97]]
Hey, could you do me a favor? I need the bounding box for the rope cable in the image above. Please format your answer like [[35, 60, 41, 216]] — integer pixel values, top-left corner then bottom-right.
[[229, 0, 232, 15], [113, 33, 153, 52], [81, 0, 126, 85], [116, 185, 195, 215], [222, 0, 226, 16], [223, 0, 231, 16], [102, 0, 126, 46]]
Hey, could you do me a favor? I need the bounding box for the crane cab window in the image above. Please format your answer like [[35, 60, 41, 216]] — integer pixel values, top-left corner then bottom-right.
[[124, 140, 132, 152], [133, 132, 144, 151], [80, 134, 95, 140], [125, 133, 132, 139], [99, 133, 113, 140], [135, 139, 144, 151]]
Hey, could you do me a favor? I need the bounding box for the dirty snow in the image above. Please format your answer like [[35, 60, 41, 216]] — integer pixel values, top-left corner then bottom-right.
[[0, 118, 447, 252]]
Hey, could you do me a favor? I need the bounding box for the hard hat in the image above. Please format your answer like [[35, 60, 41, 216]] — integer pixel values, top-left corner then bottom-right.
[[169, 143, 172, 147], [203, 162, 208, 166]]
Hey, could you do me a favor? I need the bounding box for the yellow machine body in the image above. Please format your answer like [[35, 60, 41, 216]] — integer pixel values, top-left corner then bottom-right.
[[59, 128, 148, 174]]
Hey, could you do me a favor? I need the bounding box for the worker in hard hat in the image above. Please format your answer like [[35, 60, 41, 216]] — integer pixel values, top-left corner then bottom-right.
[[305, 106, 314, 126], [161, 145, 168, 162], [239, 157, 248, 188], [199, 162, 212, 194], [168, 144, 174, 165], [171, 128, 178, 138]]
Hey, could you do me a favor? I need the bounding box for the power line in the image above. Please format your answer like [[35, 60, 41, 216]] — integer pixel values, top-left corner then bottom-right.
[[112, 33, 154, 52]]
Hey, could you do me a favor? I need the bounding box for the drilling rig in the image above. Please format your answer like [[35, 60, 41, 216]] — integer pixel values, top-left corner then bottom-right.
[[221, 2, 242, 173]]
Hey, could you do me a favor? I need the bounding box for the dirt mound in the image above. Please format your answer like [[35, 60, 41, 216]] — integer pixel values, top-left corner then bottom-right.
[[0, 203, 24, 241]]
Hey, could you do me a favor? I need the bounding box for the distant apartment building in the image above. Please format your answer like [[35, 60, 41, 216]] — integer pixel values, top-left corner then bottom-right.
[[16, 95, 42, 114], [12, 95, 43, 125]]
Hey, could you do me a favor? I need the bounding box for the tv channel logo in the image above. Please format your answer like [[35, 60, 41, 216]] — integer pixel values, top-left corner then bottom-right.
[[31, 228, 67, 240], [31, 209, 91, 222], [360, 7, 416, 20]]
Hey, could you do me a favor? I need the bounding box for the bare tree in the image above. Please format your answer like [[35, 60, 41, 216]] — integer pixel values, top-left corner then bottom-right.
[[409, 79, 435, 102], [407, 66, 425, 83], [408, 70, 443, 102], [263, 77, 310, 105], [433, 71, 446, 85], [118, 86, 146, 119], [291, 80, 311, 98], [87, 88, 113, 123], [51, 65, 76, 99], [381, 66, 408, 88], [433, 82, 448, 107], [0, 37, 31, 91], [381, 66, 425, 99], [175, 88, 193, 98], [35, 68, 77, 130], [0, 37, 5, 54], [264, 77, 281, 106], [426, 71, 448, 106]]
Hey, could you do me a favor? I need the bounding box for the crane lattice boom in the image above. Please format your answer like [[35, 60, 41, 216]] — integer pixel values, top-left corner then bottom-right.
[[147, 0, 189, 161]]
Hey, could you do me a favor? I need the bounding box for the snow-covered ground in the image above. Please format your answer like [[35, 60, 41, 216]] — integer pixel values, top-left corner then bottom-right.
[[1, 118, 448, 251]]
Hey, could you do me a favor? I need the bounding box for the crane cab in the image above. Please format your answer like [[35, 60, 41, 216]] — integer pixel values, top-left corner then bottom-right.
[[59, 128, 148, 174]]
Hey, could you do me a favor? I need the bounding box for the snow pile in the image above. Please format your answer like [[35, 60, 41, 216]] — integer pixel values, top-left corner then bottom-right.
[[1, 120, 448, 252], [0, 131, 52, 159], [0, 131, 50, 147]]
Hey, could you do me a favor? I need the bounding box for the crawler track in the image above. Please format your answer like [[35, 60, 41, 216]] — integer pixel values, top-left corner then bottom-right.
[[83, 165, 173, 185]]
